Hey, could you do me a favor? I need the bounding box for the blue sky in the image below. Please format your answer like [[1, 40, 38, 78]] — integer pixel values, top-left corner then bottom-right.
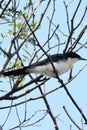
[[0, 0, 87, 130]]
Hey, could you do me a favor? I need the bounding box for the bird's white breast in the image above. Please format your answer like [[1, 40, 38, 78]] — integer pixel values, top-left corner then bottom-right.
[[27, 60, 73, 77]]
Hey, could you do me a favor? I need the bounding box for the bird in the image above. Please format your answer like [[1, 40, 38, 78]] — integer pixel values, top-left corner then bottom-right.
[[2, 52, 87, 78]]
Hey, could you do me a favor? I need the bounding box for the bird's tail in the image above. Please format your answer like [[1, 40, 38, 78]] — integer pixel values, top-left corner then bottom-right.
[[3, 67, 28, 76]]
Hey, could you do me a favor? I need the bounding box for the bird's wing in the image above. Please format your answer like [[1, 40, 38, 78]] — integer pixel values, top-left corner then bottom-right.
[[29, 53, 67, 68]]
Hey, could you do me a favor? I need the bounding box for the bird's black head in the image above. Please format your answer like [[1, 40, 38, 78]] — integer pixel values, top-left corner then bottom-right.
[[65, 52, 87, 60]]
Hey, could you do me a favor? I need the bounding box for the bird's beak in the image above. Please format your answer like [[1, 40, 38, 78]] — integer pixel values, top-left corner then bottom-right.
[[80, 57, 87, 60]]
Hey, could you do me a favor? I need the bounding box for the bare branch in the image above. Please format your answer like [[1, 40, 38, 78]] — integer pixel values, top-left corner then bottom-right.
[[63, 106, 82, 130]]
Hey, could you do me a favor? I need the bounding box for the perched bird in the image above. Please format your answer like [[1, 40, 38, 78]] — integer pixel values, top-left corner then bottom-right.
[[2, 52, 87, 78]]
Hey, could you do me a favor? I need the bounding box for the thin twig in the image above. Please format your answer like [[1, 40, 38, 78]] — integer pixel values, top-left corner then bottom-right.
[[63, 106, 82, 130]]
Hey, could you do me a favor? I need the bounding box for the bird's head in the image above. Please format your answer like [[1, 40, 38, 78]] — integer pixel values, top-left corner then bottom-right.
[[65, 52, 87, 62], [65, 52, 87, 68]]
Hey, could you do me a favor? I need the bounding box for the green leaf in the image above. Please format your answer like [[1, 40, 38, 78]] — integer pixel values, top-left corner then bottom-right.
[[12, 60, 23, 68], [18, 77, 25, 87], [0, 89, 7, 92], [28, 38, 36, 45], [16, 23, 22, 29], [30, 22, 36, 28], [7, 30, 13, 35], [24, 1, 33, 10], [9, 23, 14, 26]]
